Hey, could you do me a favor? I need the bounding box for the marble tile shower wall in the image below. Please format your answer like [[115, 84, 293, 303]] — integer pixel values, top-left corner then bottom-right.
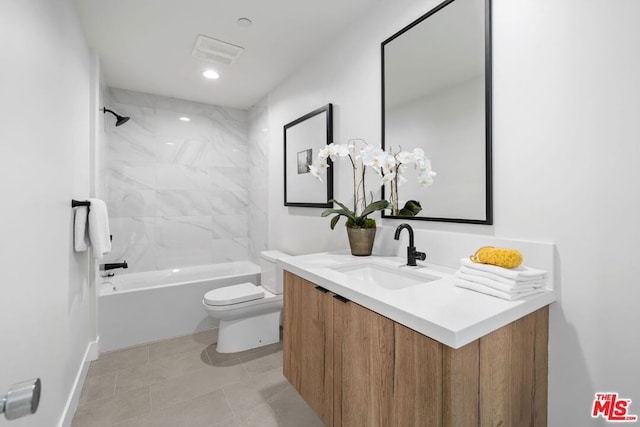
[[247, 98, 269, 263], [102, 88, 250, 273]]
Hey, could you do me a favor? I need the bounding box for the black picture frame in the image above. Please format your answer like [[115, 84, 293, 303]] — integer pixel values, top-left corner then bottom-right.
[[380, 0, 493, 225], [284, 104, 334, 208]]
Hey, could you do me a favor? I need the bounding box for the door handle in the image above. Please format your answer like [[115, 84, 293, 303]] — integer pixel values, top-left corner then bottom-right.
[[333, 295, 350, 304], [0, 378, 41, 420]]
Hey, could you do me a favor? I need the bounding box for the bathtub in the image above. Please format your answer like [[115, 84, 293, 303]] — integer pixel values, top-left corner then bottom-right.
[[98, 261, 260, 353]]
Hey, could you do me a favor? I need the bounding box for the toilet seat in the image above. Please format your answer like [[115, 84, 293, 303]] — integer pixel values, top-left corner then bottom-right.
[[204, 283, 264, 306]]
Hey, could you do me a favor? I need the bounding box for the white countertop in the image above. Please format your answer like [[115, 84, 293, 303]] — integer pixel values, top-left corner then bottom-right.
[[278, 251, 556, 349]]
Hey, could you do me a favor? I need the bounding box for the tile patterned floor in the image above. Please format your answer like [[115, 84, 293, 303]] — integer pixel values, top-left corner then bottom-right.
[[72, 329, 324, 427]]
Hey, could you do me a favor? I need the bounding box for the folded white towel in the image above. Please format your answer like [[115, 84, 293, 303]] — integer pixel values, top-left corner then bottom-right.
[[455, 270, 545, 293], [454, 278, 545, 301], [459, 265, 545, 286], [460, 258, 547, 281], [87, 198, 111, 260], [73, 206, 89, 252]]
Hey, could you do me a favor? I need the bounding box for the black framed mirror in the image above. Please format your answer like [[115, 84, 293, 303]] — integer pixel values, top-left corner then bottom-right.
[[381, 0, 492, 224], [284, 104, 334, 208]]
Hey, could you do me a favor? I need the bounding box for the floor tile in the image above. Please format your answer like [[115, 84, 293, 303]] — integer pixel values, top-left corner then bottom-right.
[[115, 349, 210, 394], [240, 347, 283, 377], [79, 372, 116, 404], [223, 367, 292, 414], [148, 329, 217, 361], [72, 331, 318, 427], [72, 401, 112, 427], [74, 386, 150, 426], [149, 359, 248, 409], [87, 346, 149, 377], [109, 386, 151, 424], [205, 340, 281, 367], [238, 386, 324, 427], [114, 389, 233, 427]]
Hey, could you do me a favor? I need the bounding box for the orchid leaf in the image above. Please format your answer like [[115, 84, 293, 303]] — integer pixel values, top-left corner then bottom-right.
[[330, 215, 341, 230], [321, 207, 349, 217], [398, 200, 422, 216], [360, 199, 390, 218], [331, 199, 352, 213], [321, 207, 357, 224]]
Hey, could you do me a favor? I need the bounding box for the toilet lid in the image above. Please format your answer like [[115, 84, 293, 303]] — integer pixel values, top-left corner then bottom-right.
[[204, 283, 265, 306]]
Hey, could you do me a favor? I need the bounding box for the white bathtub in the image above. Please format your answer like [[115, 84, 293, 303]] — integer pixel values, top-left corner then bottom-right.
[[98, 261, 260, 352]]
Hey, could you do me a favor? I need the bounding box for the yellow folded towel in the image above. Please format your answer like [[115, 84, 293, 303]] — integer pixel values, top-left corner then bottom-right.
[[470, 246, 523, 269]]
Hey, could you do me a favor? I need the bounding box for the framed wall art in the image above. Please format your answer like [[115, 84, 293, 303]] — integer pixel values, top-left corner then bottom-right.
[[283, 103, 333, 208]]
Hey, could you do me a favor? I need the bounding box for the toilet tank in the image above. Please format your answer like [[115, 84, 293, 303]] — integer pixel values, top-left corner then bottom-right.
[[260, 250, 289, 294]]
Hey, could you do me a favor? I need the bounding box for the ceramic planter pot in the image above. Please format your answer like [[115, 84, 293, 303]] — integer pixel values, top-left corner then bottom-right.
[[346, 227, 376, 256]]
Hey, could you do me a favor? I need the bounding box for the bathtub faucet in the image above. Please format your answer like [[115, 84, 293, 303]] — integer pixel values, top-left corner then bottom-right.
[[100, 261, 128, 275]]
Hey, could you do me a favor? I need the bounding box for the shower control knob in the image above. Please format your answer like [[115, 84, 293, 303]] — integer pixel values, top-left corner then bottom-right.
[[1, 378, 41, 420]]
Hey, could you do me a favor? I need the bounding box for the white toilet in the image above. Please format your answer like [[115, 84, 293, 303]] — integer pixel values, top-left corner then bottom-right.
[[202, 250, 288, 353]]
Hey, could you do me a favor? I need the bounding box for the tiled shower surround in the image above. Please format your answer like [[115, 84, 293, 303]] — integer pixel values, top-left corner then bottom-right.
[[247, 98, 269, 262], [103, 88, 266, 273]]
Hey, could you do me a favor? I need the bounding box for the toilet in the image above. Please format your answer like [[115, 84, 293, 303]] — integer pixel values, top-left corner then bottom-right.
[[202, 250, 289, 353]]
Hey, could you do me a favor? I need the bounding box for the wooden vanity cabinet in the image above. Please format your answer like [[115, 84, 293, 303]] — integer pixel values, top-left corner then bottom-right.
[[282, 271, 334, 424], [283, 271, 549, 427]]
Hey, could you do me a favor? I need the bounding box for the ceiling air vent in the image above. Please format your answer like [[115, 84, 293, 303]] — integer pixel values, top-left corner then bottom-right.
[[191, 35, 244, 66]]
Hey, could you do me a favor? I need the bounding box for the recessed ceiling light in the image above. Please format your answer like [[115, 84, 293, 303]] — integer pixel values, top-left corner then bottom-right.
[[237, 17, 253, 27], [179, 117, 191, 122], [202, 69, 220, 79]]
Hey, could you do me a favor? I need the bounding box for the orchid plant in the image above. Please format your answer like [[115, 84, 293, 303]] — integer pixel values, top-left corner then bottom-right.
[[375, 146, 437, 216], [309, 139, 436, 229], [309, 139, 388, 229]]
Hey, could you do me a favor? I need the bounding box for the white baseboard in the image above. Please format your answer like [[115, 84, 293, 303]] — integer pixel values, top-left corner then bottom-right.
[[57, 337, 100, 427]]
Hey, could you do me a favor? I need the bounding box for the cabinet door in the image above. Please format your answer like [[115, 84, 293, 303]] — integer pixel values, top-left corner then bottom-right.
[[283, 271, 333, 425], [392, 323, 444, 427], [333, 297, 394, 427]]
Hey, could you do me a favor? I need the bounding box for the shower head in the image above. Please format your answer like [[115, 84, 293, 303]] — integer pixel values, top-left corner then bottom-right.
[[103, 107, 130, 127]]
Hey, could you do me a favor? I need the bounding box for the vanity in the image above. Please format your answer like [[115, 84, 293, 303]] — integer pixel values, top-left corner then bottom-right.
[[280, 0, 555, 422], [280, 252, 555, 427]]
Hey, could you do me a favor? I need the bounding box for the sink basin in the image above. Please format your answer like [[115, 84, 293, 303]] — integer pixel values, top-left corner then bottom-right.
[[330, 262, 438, 290]]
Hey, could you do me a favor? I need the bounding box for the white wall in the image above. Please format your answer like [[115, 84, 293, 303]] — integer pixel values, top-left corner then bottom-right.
[[0, 0, 94, 425], [267, 0, 640, 424]]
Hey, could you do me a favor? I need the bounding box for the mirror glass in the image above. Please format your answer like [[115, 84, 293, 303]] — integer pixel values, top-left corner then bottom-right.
[[382, 0, 492, 224]]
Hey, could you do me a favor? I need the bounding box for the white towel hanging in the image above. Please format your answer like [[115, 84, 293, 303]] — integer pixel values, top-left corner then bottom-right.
[[87, 198, 111, 260], [73, 206, 89, 252]]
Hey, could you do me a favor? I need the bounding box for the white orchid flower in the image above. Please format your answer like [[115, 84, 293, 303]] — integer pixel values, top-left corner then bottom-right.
[[380, 171, 395, 187], [417, 159, 436, 187], [318, 159, 330, 171], [373, 150, 387, 166], [413, 147, 425, 160], [417, 158, 432, 172], [309, 159, 330, 182], [360, 148, 379, 164], [398, 163, 409, 175], [396, 150, 415, 164], [358, 145, 376, 164], [318, 145, 331, 160], [308, 164, 322, 182], [418, 172, 436, 187], [381, 153, 396, 175], [328, 143, 350, 159]]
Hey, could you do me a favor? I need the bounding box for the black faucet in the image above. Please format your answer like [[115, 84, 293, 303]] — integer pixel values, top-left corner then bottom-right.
[[101, 261, 128, 271], [394, 224, 426, 266]]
